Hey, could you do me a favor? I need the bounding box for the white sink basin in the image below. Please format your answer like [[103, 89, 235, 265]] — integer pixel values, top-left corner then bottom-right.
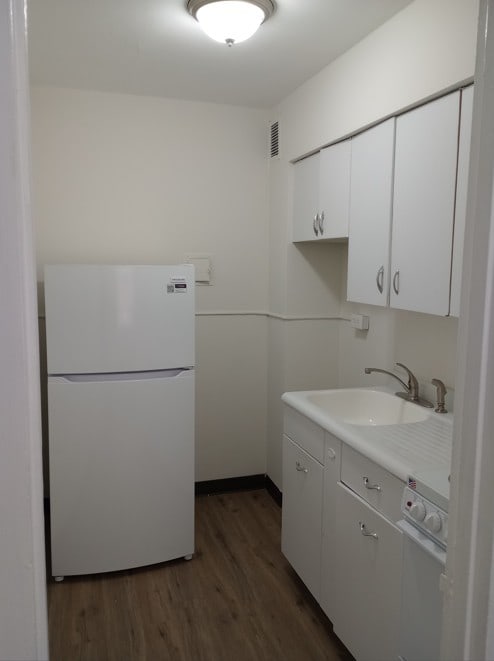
[[306, 388, 430, 426]]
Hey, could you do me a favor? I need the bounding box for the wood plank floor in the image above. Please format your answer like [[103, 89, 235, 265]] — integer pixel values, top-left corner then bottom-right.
[[48, 489, 353, 661]]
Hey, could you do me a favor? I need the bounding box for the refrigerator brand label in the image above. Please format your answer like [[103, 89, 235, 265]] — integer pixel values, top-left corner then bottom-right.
[[167, 280, 187, 293]]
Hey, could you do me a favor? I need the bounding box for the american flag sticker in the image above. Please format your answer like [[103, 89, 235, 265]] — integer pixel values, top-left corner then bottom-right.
[[408, 477, 417, 489]]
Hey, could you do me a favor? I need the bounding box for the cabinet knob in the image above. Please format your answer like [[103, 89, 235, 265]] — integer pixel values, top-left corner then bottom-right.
[[359, 521, 378, 539], [295, 461, 308, 474], [363, 476, 381, 491], [327, 447, 336, 461]]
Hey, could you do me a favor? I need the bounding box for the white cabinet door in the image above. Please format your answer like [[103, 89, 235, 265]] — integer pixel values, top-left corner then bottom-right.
[[281, 434, 323, 600], [332, 483, 403, 661], [292, 140, 351, 242], [292, 152, 320, 241], [390, 92, 460, 315], [450, 85, 474, 317], [320, 434, 342, 623], [318, 139, 351, 239], [347, 119, 395, 305]]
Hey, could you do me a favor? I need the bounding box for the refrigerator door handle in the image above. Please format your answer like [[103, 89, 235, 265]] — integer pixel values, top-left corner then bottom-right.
[[49, 368, 194, 383]]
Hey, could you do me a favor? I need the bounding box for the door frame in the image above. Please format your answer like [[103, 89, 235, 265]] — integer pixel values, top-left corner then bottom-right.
[[442, 1, 494, 658], [0, 1, 49, 658]]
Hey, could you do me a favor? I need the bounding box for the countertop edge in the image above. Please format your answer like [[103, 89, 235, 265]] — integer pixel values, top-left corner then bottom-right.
[[281, 388, 453, 483]]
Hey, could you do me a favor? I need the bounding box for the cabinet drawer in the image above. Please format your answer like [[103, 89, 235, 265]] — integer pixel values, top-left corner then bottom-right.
[[341, 445, 404, 521], [283, 405, 325, 464]]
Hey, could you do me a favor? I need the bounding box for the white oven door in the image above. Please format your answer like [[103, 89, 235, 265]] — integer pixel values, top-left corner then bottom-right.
[[397, 519, 446, 661]]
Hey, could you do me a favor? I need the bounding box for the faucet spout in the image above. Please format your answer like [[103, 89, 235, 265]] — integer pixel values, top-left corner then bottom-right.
[[364, 366, 409, 393], [364, 363, 434, 408]]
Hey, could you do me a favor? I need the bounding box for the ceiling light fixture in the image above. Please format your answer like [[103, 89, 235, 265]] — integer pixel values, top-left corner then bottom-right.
[[187, 0, 275, 47]]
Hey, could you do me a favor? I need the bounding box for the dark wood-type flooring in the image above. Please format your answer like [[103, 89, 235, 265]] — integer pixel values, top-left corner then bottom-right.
[[47, 489, 353, 661]]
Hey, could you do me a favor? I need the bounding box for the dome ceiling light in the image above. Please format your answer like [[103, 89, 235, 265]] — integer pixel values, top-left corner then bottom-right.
[[187, 0, 276, 47]]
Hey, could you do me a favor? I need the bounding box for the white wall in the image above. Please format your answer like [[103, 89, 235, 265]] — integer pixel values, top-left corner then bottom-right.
[[279, 0, 477, 161], [267, 0, 479, 489], [31, 86, 269, 481]]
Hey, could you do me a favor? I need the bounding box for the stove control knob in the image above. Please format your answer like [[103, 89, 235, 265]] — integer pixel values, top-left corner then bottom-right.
[[409, 500, 426, 522], [424, 512, 442, 533]]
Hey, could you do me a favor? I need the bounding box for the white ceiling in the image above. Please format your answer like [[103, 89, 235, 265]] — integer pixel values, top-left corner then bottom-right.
[[27, 0, 413, 109]]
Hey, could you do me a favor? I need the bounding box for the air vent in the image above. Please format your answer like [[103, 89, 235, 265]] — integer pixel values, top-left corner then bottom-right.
[[270, 120, 279, 158]]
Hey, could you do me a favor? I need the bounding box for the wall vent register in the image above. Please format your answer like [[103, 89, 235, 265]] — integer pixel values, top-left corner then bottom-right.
[[270, 120, 279, 158]]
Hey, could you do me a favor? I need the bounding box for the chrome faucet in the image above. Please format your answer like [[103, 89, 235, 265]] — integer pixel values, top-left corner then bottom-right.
[[364, 362, 434, 408]]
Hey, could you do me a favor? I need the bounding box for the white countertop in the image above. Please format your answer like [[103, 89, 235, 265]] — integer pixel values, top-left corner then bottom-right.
[[281, 387, 453, 496]]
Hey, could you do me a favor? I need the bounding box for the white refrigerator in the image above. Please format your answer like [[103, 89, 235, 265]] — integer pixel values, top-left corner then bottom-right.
[[44, 264, 195, 579]]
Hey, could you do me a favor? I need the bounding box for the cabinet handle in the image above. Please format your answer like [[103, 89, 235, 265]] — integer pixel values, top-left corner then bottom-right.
[[392, 270, 400, 295], [318, 210, 324, 235], [313, 214, 319, 237], [327, 447, 336, 461], [295, 461, 308, 474], [359, 521, 378, 539], [376, 265, 384, 294], [363, 476, 381, 491]]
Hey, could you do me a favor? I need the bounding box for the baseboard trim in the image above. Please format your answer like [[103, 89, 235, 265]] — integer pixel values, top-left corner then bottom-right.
[[195, 474, 282, 506], [265, 475, 282, 507], [195, 474, 266, 496]]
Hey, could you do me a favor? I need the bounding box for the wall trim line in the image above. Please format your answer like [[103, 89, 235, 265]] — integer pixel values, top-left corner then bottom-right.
[[38, 310, 347, 321], [195, 311, 345, 321]]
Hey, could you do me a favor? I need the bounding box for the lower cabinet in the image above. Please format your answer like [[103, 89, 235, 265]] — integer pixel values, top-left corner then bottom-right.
[[330, 483, 403, 661], [281, 405, 405, 660], [281, 434, 323, 600]]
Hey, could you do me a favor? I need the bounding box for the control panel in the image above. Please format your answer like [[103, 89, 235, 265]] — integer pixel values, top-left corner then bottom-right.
[[401, 485, 448, 549]]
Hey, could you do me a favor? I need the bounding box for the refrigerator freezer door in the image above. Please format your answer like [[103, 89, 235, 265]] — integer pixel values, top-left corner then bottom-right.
[[48, 370, 194, 576], [44, 264, 195, 374]]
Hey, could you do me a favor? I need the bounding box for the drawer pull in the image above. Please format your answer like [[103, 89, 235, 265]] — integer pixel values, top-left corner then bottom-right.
[[295, 461, 308, 474], [359, 521, 378, 539], [363, 476, 381, 491], [318, 210, 325, 235], [376, 265, 384, 294], [393, 270, 400, 295]]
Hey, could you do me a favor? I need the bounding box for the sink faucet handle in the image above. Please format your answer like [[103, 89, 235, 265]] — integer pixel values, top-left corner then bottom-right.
[[395, 362, 419, 400], [431, 378, 447, 413]]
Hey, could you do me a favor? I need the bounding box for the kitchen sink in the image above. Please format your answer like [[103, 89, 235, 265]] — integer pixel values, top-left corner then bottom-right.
[[306, 388, 431, 426]]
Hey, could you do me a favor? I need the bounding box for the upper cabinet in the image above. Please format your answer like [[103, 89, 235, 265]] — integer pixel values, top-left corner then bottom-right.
[[346, 118, 395, 306], [346, 88, 473, 316], [450, 85, 474, 317], [292, 139, 351, 242], [390, 91, 460, 315]]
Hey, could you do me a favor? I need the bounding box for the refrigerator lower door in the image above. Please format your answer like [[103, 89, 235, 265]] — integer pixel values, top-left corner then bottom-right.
[[48, 369, 194, 577]]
